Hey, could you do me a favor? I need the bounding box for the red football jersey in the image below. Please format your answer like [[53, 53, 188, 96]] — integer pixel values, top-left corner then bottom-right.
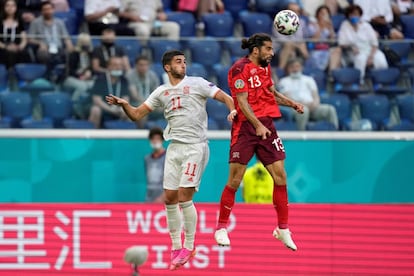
[[228, 57, 281, 122]]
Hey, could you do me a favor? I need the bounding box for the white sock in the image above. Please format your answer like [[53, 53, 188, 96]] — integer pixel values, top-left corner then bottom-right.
[[165, 204, 182, 250], [180, 200, 197, 250]]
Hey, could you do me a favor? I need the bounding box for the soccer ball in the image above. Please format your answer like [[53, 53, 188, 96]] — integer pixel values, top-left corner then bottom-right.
[[274, 10, 300, 35], [124, 246, 148, 266]]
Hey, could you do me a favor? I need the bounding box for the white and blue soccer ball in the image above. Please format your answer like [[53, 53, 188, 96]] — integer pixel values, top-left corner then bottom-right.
[[274, 10, 300, 35]]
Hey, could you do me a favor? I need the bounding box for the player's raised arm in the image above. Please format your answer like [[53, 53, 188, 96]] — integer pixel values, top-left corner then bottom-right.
[[106, 94, 150, 121], [269, 86, 304, 114], [213, 90, 237, 121]]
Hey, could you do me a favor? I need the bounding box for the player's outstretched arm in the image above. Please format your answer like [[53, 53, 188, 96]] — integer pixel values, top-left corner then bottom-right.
[[214, 90, 237, 121], [106, 94, 150, 121], [269, 86, 304, 114]]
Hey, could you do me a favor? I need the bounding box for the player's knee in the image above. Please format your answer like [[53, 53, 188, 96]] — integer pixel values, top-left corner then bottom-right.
[[273, 169, 287, 185], [228, 177, 242, 189], [164, 191, 178, 205]]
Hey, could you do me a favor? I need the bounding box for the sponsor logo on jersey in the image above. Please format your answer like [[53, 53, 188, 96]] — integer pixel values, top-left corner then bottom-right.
[[250, 68, 257, 75], [164, 90, 169, 96], [183, 86, 190, 94], [187, 177, 194, 182], [232, 151, 240, 159], [208, 82, 215, 87], [234, 79, 245, 89]]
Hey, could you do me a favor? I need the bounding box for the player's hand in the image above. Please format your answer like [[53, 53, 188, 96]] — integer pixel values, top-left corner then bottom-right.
[[106, 94, 127, 106], [227, 110, 237, 122], [256, 124, 271, 140], [293, 102, 304, 114]]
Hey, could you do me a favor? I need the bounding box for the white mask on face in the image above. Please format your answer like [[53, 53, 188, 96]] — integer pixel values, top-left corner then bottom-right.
[[150, 142, 163, 150], [290, 71, 302, 79]]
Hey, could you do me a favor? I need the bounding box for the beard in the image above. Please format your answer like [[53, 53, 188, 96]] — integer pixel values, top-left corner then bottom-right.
[[170, 68, 185, 79]]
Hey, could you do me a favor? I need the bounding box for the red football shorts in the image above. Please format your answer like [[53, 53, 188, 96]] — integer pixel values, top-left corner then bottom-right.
[[229, 116, 286, 165]]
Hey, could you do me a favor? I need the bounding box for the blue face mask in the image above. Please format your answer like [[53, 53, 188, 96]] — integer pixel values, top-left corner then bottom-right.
[[349, 16, 360, 24]]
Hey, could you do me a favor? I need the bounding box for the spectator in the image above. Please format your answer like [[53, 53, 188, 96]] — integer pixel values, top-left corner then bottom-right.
[[89, 56, 131, 128], [28, 1, 73, 65], [279, 58, 339, 130], [91, 28, 131, 74], [84, 0, 135, 36], [197, 0, 225, 18], [354, 0, 404, 39], [144, 127, 166, 203], [126, 55, 162, 127], [63, 33, 94, 119], [241, 161, 273, 204], [119, 0, 180, 40], [274, 3, 309, 70], [308, 5, 341, 72], [324, 0, 349, 15], [391, 0, 414, 15], [338, 4, 388, 81], [0, 0, 29, 69], [50, 0, 70, 12], [17, 0, 42, 28]]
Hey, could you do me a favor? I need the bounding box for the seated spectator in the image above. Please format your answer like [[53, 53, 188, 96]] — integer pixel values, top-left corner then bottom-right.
[[119, 0, 180, 40], [324, 0, 349, 15], [0, 0, 30, 68], [354, 0, 404, 39], [89, 56, 131, 128], [50, 0, 70, 12], [338, 4, 388, 81], [274, 3, 309, 70], [28, 1, 73, 66], [63, 33, 94, 119], [126, 55, 163, 127], [84, 0, 135, 36], [91, 28, 131, 74], [197, 0, 225, 18], [308, 5, 341, 72], [391, 0, 414, 32], [279, 58, 339, 130], [17, 0, 42, 28], [144, 127, 166, 203]]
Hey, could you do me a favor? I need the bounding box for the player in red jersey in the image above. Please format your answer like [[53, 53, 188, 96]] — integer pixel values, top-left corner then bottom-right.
[[214, 33, 304, 251]]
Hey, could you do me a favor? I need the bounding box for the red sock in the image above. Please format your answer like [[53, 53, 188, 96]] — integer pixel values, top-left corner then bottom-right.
[[217, 185, 237, 229], [273, 185, 289, 229]]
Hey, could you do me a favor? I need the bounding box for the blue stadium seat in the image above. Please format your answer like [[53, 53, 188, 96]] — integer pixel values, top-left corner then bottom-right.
[[21, 119, 53, 129], [321, 94, 352, 130], [275, 120, 298, 131], [151, 63, 166, 83], [386, 94, 414, 130], [223, 39, 249, 63], [145, 119, 167, 129], [213, 64, 230, 93], [358, 94, 391, 130], [400, 15, 414, 38], [187, 63, 208, 79], [239, 12, 273, 37], [166, 12, 196, 37], [223, 0, 249, 20], [116, 39, 142, 66], [208, 118, 220, 130], [202, 11, 234, 37], [63, 119, 96, 129], [0, 120, 10, 128], [0, 92, 32, 127], [370, 68, 406, 96], [331, 67, 369, 97], [14, 63, 47, 83], [303, 67, 327, 94], [188, 39, 221, 69], [39, 92, 73, 128], [104, 120, 137, 129], [148, 40, 181, 63], [0, 64, 8, 92], [331, 14, 345, 33], [162, 0, 173, 11], [279, 106, 294, 122], [306, 121, 337, 131], [55, 10, 78, 35], [206, 98, 230, 129], [255, 0, 280, 17]]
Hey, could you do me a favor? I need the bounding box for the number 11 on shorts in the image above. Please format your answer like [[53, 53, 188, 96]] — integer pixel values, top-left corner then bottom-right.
[[272, 138, 285, 152], [184, 162, 197, 177]]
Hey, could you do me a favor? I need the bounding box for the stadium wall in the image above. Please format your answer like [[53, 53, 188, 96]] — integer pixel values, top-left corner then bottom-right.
[[0, 130, 413, 203]]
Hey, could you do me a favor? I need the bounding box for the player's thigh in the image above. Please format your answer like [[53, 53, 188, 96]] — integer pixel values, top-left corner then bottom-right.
[[264, 160, 287, 186], [256, 117, 286, 166], [229, 122, 257, 165], [163, 143, 182, 192], [178, 142, 210, 191]]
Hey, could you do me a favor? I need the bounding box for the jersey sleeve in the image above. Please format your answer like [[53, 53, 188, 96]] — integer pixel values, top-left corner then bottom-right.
[[143, 88, 162, 111], [197, 77, 220, 98], [228, 63, 248, 95]]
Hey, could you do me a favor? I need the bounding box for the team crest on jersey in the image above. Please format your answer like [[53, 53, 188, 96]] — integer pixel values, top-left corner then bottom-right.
[[164, 90, 169, 96], [183, 86, 190, 94], [234, 79, 245, 89], [232, 151, 240, 159]]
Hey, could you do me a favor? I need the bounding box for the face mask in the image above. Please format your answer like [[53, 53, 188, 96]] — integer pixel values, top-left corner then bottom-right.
[[110, 70, 123, 77], [81, 45, 90, 51], [349, 16, 360, 24], [290, 71, 302, 79], [150, 142, 163, 150]]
